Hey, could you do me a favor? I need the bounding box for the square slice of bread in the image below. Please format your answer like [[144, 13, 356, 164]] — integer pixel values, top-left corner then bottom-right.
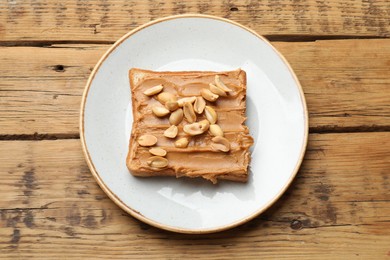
[[127, 68, 253, 184]]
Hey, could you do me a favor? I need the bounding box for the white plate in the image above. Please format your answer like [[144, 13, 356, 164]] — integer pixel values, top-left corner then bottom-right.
[[80, 14, 308, 233]]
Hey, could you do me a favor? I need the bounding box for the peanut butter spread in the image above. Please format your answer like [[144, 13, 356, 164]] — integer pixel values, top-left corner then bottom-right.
[[127, 68, 254, 184]]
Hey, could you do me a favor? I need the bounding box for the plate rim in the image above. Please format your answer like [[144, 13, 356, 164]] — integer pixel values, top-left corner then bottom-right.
[[79, 14, 309, 234]]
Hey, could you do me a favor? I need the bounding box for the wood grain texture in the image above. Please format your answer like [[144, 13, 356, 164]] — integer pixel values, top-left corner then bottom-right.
[[279, 39, 390, 131], [1, 39, 390, 135], [0, 132, 389, 258], [0, 0, 389, 43], [0, 44, 106, 135], [1, 1, 389, 259]]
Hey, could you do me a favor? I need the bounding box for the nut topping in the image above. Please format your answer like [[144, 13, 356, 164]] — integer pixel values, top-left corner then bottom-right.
[[194, 96, 206, 114], [157, 92, 177, 104], [149, 147, 167, 157], [211, 136, 230, 152], [205, 106, 218, 124], [139, 75, 235, 161], [209, 124, 224, 137], [143, 84, 163, 96], [215, 75, 233, 92], [137, 134, 157, 147], [152, 105, 170, 117], [175, 137, 189, 148], [209, 83, 227, 97], [201, 88, 219, 102], [183, 102, 197, 123], [164, 125, 178, 138], [165, 101, 179, 111], [169, 108, 184, 125], [183, 122, 206, 136], [147, 156, 168, 168], [177, 96, 196, 107]]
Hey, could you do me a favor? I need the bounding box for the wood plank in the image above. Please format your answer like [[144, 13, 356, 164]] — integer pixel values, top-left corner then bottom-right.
[[0, 132, 389, 258], [278, 39, 390, 131], [0, 0, 389, 42], [0, 44, 106, 135], [1, 39, 390, 135]]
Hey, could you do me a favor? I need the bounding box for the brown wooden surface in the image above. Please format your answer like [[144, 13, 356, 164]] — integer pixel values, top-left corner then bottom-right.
[[1, 0, 390, 259], [0, 133, 389, 258], [0, 0, 390, 42], [1, 40, 389, 136]]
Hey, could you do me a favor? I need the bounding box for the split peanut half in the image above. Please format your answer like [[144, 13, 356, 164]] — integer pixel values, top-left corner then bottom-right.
[[201, 88, 219, 102], [194, 96, 206, 114], [211, 136, 230, 152], [183, 122, 209, 136], [164, 125, 178, 138], [152, 105, 170, 117], [165, 101, 179, 111], [143, 84, 163, 96], [205, 106, 218, 124], [177, 96, 196, 107], [149, 147, 167, 157], [215, 75, 233, 92], [169, 108, 184, 125], [175, 137, 189, 148], [209, 83, 227, 97], [137, 134, 158, 147], [147, 156, 168, 168], [183, 102, 197, 123], [209, 124, 224, 137], [157, 92, 177, 104]]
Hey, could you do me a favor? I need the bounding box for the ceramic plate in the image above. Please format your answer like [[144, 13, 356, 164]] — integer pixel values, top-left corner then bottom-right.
[[80, 14, 308, 233]]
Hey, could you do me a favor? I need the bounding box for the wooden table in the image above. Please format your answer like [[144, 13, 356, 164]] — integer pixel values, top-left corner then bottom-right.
[[1, 1, 389, 258]]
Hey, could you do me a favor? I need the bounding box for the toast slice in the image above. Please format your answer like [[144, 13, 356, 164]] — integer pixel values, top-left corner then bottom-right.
[[126, 68, 253, 184]]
